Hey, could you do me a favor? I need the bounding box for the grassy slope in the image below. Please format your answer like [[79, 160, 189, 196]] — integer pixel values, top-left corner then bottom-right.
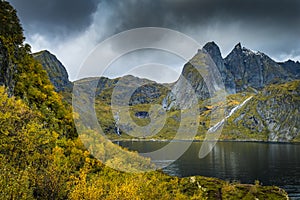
[[95, 81, 300, 142]]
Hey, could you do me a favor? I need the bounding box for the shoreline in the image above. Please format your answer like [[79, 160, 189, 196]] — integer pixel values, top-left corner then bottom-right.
[[111, 138, 300, 144]]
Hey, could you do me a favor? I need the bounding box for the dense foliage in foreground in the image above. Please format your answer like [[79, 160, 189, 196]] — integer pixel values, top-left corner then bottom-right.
[[0, 85, 288, 199], [0, 1, 289, 199]]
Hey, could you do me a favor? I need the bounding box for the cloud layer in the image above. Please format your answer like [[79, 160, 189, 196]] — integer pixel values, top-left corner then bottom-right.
[[8, 0, 300, 82], [9, 0, 98, 37]]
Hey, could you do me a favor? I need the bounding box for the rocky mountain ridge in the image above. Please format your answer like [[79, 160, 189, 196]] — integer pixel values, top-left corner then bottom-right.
[[193, 42, 298, 95], [163, 41, 300, 110], [222, 80, 300, 142], [31, 43, 300, 107], [26, 43, 300, 142], [224, 43, 294, 92]]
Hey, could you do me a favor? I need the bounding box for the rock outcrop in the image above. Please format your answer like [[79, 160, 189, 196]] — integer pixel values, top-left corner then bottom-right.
[[279, 59, 300, 79], [135, 111, 149, 119], [163, 49, 225, 110], [0, 39, 17, 96], [165, 42, 300, 110], [224, 80, 300, 142], [224, 43, 293, 92], [203, 42, 236, 94], [33, 50, 72, 92]]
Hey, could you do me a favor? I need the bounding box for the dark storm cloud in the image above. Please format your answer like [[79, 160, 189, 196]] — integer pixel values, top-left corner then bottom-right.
[[104, 0, 300, 32], [8, 0, 99, 37], [6, 0, 300, 81], [100, 0, 300, 60], [8, 0, 300, 48]]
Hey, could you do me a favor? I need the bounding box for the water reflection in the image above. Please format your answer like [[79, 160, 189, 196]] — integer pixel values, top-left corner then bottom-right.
[[117, 141, 300, 198], [117, 141, 300, 184]]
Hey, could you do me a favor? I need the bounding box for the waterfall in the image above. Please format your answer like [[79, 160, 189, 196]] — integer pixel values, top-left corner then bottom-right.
[[162, 98, 167, 110], [227, 96, 253, 118], [208, 119, 225, 133], [114, 111, 121, 135], [116, 126, 120, 136], [208, 96, 253, 133]]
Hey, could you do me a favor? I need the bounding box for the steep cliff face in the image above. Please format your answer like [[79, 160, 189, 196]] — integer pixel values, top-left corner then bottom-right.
[[163, 49, 225, 110], [31, 49, 169, 104], [224, 80, 300, 142], [33, 50, 72, 92], [203, 42, 236, 94], [224, 43, 293, 92], [0, 1, 24, 96], [0, 39, 17, 96], [165, 42, 300, 111]]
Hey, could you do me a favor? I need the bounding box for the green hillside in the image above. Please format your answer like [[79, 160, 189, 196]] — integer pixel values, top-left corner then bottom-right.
[[222, 80, 300, 142]]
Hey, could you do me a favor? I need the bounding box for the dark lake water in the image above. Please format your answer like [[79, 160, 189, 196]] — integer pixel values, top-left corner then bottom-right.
[[117, 141, 300, 199]]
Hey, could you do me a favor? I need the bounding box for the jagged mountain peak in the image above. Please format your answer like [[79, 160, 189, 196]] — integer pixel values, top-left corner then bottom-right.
[[241, 46, 252, 53], [241, 47, 267, 59], [284, 59, 300, 64], [168, 41, 299, 106], [229, 43, 265, 58], [228, 43, 267, 59], [202, 42, 236, 94], [227, 43, 252, 57], [34, 49, 51, 55], [280, 59, 300, 79], [205, 41, 218, 46], [234, 42, 242, 50], [33, 50, 65, 66], [204, 42, 260, 58], [225, 43, 293, 92], [203, 41, 222, 58], [203, 41, 219, 50], [33, 50, 72, 92]]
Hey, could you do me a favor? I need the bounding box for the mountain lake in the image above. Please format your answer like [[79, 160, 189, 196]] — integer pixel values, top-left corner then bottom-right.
[[116, 141, 300, 199]]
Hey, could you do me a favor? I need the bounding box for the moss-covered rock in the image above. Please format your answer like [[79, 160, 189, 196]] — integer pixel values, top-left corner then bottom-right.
[[223, 80, 300, 142]]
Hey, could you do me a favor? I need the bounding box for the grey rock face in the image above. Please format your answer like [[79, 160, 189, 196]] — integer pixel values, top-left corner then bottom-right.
[[0, 39, 17, 96], [279, 60, 300, 79], [163, 41, 300, 112], [224, 43, 292, 92], [203, 42, 236, 94], [33, 50, 72, 92], [227, 80, 300, 142], [164, 49, 224, 109]]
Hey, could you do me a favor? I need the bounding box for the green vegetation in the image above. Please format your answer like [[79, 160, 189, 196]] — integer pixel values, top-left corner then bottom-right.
[[0, 0, 24, 45], [222, 80, 300, 142], [95, 88, 254, 141], [0, 83, 288, 199], [95, 79, 300, 142]]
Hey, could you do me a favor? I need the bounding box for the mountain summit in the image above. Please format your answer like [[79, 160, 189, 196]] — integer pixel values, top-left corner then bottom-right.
[[162, 42, 300, 110], [224, 43, 293, 92], [203, 42, 236, 94], [33, 50, 72, 92]]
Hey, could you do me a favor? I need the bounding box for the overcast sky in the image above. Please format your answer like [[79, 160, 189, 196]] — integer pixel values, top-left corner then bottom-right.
[[8, 0, 300, 82]]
